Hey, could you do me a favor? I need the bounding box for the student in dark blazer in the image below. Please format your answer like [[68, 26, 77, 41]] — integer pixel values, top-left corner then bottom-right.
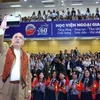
[[58, 72, 67, 100], [68, 70, 80, 100], [56, 57, 66, 80], [32, 63, 41, 81], [74, 47, 79, 56], [96, 70, 100, 100], [45, 71, 58, 100], [65, 56, 74, 79], [81, 69, 93, 100], [32, 71, 45, 100]]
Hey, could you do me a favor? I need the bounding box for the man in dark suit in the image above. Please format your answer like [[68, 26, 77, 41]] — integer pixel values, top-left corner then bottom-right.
[[54, 57, 66, 80], [74, 47, 79, 56], [58, 57, 66, 75], [65, 56, 75, 79]]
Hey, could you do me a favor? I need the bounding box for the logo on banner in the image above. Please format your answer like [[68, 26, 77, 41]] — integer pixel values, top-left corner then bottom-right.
[[25, 24, 36, 36], [37, 23, 48, 35]]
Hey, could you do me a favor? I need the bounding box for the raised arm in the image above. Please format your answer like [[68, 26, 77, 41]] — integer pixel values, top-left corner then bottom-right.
[[0, 16, 9, 53]]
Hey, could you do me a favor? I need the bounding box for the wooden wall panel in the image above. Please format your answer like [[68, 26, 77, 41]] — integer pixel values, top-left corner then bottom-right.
[[5, 40, 100, 53]]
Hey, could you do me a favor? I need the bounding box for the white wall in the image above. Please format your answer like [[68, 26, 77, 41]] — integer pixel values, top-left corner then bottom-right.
[[0, 5, 99, 17]]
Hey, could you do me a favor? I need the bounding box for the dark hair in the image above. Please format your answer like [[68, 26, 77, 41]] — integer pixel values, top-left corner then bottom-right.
[[39, 71, 44, 77], [38, 71, 46, 81], [60, 71, 66, 76], [52, 70, 57, 73], [37, 10, 41, 18], [39, 70, 44, 74], [32, 12, 35, 15], [38, 10, 41, 14], [87, 8, 90, 13], [51, 70, 57, 77], [59, 57, 64, 62], [96, 70, 100, 83], [43, 10, 46, 15], [72, 70, 79, 78], [92, 67, 97, 74], [82, 69, 93, 87]]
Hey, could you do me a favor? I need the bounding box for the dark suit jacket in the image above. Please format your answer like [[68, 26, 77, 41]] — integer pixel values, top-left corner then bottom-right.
[[32, 69, 41, 78], [65, 60, 75, 71], [57, 63, 66, 75], [74, 49, 78, 55]]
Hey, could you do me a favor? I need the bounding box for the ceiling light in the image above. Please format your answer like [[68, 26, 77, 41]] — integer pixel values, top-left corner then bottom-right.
[[44, 5, 55, 7], [96, 38, 99, 40], [24, 0, 27, 1], [74, 37, 77, 40], [61, 0, 64, 3], [30, 5, 32, 7], [10, 5, 21, 8], [62, 3, 64, 5], [71, 3, 83, 6], [96, 2, 98, 4], [57, 38, 70, 40], [49, 38, 52, 39], [42, 0, 54, 3], [81, 37, 95, 39]]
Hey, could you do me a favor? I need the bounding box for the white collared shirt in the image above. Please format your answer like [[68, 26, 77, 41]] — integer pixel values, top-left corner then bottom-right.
[[0, 28, 5, 35], [67, 61, 70, 70], [10, 49, 21, 81]]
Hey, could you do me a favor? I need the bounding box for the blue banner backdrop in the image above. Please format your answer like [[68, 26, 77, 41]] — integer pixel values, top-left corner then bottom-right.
[[4, 20, 100, 38]]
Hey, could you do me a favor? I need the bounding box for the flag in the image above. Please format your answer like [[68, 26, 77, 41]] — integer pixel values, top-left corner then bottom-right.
[[45, 76, 51, 86], [76, 81, 84, 92], [78, 94, 81, 99], [65, 76, 69, 86], [91, 80, 98, 93], [54, 81, 59, 93], [59, 77, 68, 94], [44, 78, 47, 86], [76, 81, 84, 99], [91, 80, 99, 100], [31, 75, 38, 87], [61, 86, 66, 94]]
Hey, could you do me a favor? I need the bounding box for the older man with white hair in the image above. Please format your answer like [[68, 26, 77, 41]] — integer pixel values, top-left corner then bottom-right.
[[0, 16, 32, 100]]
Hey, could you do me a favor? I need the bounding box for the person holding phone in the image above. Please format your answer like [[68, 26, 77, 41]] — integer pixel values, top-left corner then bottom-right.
[[0, 16, 32, 100]]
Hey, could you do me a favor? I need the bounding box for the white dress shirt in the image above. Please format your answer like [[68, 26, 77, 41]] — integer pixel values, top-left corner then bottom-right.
[[67, 61, 70, 70], [0, 28, 5, 35], [10, 49, 21, 81], [0, 28, 21, 81]]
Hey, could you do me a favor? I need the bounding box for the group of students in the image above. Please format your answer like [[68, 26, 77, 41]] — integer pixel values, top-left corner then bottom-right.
[[31, 68, 100, 100]]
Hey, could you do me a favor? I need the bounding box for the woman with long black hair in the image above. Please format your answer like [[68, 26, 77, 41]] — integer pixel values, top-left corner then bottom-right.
[[45, 70, 58, 100], [81, 68, 93, 100], [32, 71, 45, 100], [96, 70, 100, 100], [58, 72, 67, 100]]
